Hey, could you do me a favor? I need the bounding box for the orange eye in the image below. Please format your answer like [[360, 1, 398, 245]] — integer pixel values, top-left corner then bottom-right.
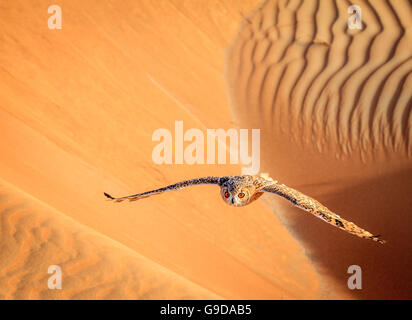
[[224, 192, 230, 198], [238, 192, 245, 199]]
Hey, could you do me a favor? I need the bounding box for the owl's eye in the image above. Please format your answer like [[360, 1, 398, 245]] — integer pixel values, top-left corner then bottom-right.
[[224, 191, 230, 198], [238, 192, 245, 199]]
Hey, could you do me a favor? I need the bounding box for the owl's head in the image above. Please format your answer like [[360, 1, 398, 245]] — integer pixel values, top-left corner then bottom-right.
[[220, 184, 251, 207]]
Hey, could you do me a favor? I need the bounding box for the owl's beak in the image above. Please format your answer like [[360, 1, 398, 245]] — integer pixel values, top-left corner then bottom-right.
[[231, 198, 235, 205]]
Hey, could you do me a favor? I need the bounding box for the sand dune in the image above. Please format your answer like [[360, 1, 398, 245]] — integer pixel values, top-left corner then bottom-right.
[[226, 0, 412, 299], [0, 178, 219, 299], [227, 0, 411, 158], [0, 0, 320, 299], [3, 0, 409, 300]]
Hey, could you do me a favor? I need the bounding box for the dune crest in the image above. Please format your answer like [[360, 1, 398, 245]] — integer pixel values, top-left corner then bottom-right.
[[226, 0, 412, 299], [226, 0, 412, 159], [0, 0, 321, 299], [0, 178, 221, 299]]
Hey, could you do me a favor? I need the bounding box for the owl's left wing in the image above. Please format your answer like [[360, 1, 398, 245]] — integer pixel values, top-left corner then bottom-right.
[[104, 176, 223, 202], [262, 182, 385, 244]]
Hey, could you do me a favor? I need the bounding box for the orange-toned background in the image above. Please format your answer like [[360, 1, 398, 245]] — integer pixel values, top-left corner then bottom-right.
[[0, 0, 318, 299], [1, 0, 410, 300]]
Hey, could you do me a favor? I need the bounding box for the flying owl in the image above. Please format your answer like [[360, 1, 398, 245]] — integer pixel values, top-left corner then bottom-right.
[[104, 175, 385, 244]]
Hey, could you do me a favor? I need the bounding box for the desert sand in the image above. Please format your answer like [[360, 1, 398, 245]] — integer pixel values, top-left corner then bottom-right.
[[226, 0, 411, 299], [0, 0, 318, 299], [0, 0, 410, 300]]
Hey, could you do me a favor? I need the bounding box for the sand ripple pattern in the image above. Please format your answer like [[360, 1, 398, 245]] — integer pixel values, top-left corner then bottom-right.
[[226, 0, 412, 157], [0, 180, 218, 299]]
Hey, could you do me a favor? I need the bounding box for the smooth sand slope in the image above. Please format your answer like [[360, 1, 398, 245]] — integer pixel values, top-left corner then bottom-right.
[[226, 0, 412, 298], [0, 0, 319, 299], [0, 178, 219, 299]]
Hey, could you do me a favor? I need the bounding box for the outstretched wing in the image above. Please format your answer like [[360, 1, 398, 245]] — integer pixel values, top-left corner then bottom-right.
[[262, 182, 385, 244], [104, 176, 223, 202]]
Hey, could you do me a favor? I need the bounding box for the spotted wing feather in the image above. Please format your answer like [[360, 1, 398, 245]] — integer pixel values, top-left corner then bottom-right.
[[262, 182, 385, 244]]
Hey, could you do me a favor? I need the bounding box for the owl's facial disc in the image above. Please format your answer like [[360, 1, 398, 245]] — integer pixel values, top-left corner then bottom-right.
[[220, 186, 250, 207]]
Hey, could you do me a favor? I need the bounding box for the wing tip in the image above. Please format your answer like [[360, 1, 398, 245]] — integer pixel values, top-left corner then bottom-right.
[[371, 234, 386, 244], [104, 192, 115, 200]]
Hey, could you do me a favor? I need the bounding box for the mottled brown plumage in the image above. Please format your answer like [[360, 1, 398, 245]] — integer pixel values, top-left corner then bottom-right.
[[104, 175, 385, 244]]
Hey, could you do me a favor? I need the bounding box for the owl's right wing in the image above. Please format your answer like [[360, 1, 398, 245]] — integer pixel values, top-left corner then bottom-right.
[[104, 176, 224, 202], [262, 182, 385, 244]]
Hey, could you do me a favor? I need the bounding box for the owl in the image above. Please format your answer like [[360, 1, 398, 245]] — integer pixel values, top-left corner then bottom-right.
[[104, 175, 385, 244]]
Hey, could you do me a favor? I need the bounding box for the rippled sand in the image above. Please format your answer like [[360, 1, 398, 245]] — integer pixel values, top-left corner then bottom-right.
[[0, 178, 219, 299], [226, 0, 411, 299], [227, 0, 411, 158], [0, 0, 319, 299], [2, 0, 410, 300]]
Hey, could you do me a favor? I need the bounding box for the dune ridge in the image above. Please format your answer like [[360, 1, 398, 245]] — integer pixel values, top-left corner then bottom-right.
[[0, 178, 221, 299], [0, 106, 314, 300], [226, 0, 412, 159], [226, 0, 412, 299], [0, 0, 321, 299]]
